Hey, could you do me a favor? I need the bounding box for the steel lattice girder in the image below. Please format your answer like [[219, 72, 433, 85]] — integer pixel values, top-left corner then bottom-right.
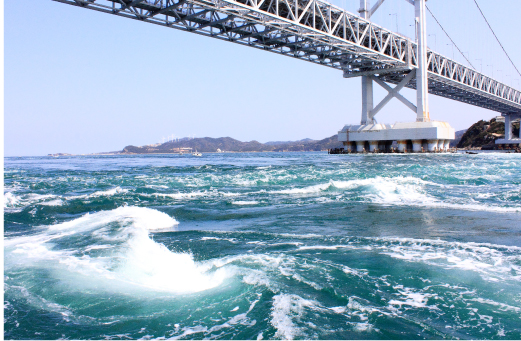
[[54, 0, 521, 114]]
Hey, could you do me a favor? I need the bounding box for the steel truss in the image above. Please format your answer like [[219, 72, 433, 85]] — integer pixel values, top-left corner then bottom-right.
[[54, 0, 521, 114]]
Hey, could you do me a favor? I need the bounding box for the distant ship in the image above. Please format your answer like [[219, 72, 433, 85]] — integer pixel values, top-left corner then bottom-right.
[[192, 150, 202, 157]]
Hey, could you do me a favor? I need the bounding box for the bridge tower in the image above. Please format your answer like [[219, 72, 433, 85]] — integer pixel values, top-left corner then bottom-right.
[[339, 0, 455, 153]]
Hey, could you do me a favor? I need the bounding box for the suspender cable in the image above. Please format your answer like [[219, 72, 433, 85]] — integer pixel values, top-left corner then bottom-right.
[[425, 5, 475, 69], [472, 0, 521, 78]]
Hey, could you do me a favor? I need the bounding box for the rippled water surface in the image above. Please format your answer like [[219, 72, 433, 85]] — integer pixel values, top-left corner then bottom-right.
[[4, 152, 521, 339]]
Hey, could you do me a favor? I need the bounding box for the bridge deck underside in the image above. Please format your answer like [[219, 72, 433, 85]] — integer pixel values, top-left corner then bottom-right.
[[55, 0, 521, 114]]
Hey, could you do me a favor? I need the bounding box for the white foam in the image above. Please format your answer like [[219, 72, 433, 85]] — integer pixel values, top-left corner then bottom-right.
[[350, 177, 520, 213], [471, 298, 521, 313], [232, 201, 259, 205], [4, 192, 21, 208], [374, 237, 521, 282], [5, 206, 235, 294], [3, 187, 128, 210], [352, 322, 375, 332], [271, 183, 331, 195], [67, 187, 129, 200], [201, 237, 222, 241], [48, 206, 178, 232], [388, 289, 435, 308], [39, 199, 64, 206], [342, 267, 369, 278], [299, 245, 348, 251], [171, 326, 208, 340], [118, 227, 230, 293], [270, 176, 520, 213], [270, 294, 316, 340], [4, 192, 60, 211], [201, 236, 237, 243], [221, 192, 241, 197], [152, 191, 209, 200], [144, 184, 169, 189]]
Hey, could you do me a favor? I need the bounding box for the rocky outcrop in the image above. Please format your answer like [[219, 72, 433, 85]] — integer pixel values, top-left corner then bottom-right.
[[457, 118, 519, 149]]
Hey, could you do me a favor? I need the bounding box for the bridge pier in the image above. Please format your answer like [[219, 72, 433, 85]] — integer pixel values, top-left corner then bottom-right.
[[338, 122, 454, 153], [397, 140, 407, 152], [356, 141, 365, 153], [338, 0, 455, 153], [495, 113, 521, 145]]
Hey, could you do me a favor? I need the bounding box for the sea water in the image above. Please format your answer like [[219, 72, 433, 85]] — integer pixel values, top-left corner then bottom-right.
[[4, 152, 521, 339]]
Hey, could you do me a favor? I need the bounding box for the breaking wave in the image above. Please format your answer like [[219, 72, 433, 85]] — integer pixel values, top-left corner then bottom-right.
[[4, 206, 231, 294], [272, 177, 521, 213]]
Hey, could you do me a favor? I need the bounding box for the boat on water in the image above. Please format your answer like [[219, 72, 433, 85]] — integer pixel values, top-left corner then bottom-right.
[[192, 150, 202, 157]]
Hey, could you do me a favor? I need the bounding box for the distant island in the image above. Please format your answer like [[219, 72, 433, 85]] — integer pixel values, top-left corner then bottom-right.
[[48, 117, 520, 156], [120, 136, 343, 154]]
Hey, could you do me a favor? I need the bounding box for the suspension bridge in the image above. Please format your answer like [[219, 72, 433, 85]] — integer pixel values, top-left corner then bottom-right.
[[54, 0, 521, 152]]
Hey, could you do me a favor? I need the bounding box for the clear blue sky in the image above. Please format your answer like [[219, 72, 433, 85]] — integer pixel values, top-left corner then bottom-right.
[[5, 0, 521, 156]]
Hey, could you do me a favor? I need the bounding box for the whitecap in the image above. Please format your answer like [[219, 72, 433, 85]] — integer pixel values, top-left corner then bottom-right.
[[232, 201, 259, 205], [5, 206, 234, 294], [4, 192, 21, 208], [270, 294, 316, 340], [66, 187, 129, 200], [152, 191, 209, 200]]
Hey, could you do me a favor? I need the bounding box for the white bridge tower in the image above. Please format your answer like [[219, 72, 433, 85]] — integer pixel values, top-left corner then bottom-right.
[[338, 0, 455, 153]]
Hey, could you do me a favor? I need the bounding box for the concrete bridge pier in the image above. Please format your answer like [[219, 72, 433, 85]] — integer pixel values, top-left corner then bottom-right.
[[412, 140, 422, 153], [495, 113, 521, 145], [356, 141, 365, 153], [443, 140, 450, 151], [397, 140, 407, 153], [369, 141, 379, 152], [427, 139, 439, 152]]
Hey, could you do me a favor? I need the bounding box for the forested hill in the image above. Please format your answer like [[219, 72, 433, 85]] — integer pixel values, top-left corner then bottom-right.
[[457, 118, 519, 149], [121, 135, 344, 154]]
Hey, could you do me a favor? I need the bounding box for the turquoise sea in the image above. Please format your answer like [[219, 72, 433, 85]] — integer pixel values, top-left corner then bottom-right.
[[4, 152, 521, 339]]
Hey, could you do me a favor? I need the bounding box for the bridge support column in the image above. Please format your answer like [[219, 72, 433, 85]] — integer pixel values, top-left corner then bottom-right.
[[427, 139, 439, 152], [495, 113, 521, 145], [443, 140, 451, 151], [361, 76, 374, 125], [369, 141, 379, 152], [438, 140, 446, 151], [505, 114, 513, 140], [415, 0, 430, 122], [412, 140, 422, 153], [359, 0, 374, 125], [356, 141, 366, 153], [397, 140, 407, 153]]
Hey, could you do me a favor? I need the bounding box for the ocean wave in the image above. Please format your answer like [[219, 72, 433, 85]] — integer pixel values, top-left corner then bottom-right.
[[270, 176, 520, 213], [232, 201, 259, 205], [150, 191, 209, 200], [4, 206, 235, 294], [4, 192, 22, 208], [374, 237, 521, 282], [145, 190, 247, 201], [67, 186, 129, 200], [270, 294, 317, 340], [4, 187, 130, 212], [4, 192, 60, 212], [297, 236, 521, 283]]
